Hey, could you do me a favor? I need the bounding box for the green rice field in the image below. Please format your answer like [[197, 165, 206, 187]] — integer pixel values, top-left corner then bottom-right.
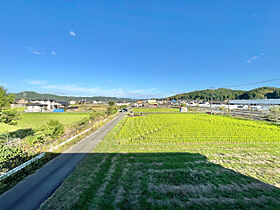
[[41, 113, 280, 209]]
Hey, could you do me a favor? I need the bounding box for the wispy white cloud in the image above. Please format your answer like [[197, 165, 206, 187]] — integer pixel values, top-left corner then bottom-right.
[[28, 47, 44, 55], [28, 80, 48, 85], [32, 51, 41, 55], [246, 53, 264, 63], [69, 31, 76, 36], [50, 51, 56, 56], [39, 84, 161, 98]]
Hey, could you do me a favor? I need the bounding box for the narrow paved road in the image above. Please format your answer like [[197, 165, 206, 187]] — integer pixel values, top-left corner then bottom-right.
[[0, 113, 125, 210]]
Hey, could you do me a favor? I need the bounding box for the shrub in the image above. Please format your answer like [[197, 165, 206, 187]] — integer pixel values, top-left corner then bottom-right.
[[25, 130, 45, 145], [108, 101, 115, 106], [89, 110, 101, 121], [43, 120, 65, 139], [106, 106, 118, 115], [0, 109, 21, 125], [78, 118, 90, 126], [0, 145, 24, 168]]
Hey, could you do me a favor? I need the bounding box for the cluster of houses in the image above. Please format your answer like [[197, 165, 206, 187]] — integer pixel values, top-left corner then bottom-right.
[[181, 99, 280, 111], [12, 97, 280, 113], [132, 99, 172, 107], [132, 98, 280, 112], [12, 99, 72, 112], [12, 98, 132, 113]]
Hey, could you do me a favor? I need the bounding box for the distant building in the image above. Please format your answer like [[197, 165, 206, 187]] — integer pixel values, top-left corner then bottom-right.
[[26, 103, 48, 112], [116, 102, 131, 106], [230, 99, 280, 111], [180, 107, 188, 112], [148, 99, 157, 105], [230, 99, 280, 106], [136, 101, 145, 107], [69, 101, 76, 105], [57, 101, 69, 108], [11, 98, 27, 108], [16, 98, 27, 104], [25, 99, 69, 112], [29, 99, 59, 110]]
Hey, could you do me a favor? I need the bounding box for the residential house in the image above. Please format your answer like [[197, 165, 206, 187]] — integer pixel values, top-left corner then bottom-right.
[[25, 99, 69, 112], [26, 103, 48, 112]]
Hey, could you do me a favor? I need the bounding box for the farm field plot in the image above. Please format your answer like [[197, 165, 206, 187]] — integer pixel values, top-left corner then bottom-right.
[[133, 108, 179, 112], [0, 112, 90, 135], [41, 114, 280, 209]]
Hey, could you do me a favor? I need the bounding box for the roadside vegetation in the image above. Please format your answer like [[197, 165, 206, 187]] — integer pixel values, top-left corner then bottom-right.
[[0, 101, 119, 194], [0, 111, 103, 174], [42, 113, 280, 209], [0, 87, 20, 126]]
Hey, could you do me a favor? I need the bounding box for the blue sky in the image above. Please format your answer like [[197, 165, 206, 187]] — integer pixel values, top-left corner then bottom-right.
[[0, 1, 280, 99]]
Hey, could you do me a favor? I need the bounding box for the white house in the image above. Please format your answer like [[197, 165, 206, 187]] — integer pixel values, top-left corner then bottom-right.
[[25, 99, 69, 112], [116, 102, 131, 106], [29, 99, 60, 110], [26, 103, 48, 112]]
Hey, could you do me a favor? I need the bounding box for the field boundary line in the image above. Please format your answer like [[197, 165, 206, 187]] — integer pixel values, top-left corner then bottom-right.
[[0, 113, 119, 181]]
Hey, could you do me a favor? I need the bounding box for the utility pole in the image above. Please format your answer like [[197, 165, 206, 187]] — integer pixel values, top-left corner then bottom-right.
[[23, 91, 26, 112], [210, 87, 214, 115], [227, 96, 230, 114]]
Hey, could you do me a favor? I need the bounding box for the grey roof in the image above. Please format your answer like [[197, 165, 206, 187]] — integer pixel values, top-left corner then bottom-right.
[[30, 99, 56, 102], [230, 99, 280, 105], [26, 103, 47, 106]]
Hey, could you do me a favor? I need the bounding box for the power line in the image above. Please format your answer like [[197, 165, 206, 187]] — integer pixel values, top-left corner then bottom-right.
[[224, 77, 280, 89], [168, 77, 280, 97]]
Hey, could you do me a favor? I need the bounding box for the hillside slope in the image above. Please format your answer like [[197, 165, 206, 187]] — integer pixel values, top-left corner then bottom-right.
[[13, 91, 131, 102], [168, 87, 280, 101]]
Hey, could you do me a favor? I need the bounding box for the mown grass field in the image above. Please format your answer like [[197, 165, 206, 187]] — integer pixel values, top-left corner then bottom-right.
[[0, 112, 90, 135], [41, 113, 280, 209]]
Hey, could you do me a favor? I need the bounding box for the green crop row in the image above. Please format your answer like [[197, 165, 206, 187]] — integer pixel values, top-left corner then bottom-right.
[[115, 114, 280, 144]]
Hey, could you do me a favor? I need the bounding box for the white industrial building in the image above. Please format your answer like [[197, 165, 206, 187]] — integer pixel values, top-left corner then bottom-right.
[[230, 99, 280, 110]]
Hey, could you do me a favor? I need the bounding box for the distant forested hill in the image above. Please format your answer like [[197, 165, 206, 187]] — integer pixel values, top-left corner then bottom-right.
[[168, 87, 280, 101], [13, 91, 132, 102]]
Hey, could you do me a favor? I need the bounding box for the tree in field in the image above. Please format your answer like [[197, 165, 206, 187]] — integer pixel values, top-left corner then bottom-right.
[[196, 105, 200, 112], [119, 105, 127, 109], [106, 106, 118, 115], [108, 101, 115, 106], [180, 103, 186, 107], [0, 87, 20, 125], [219, 106, 226, 115]]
